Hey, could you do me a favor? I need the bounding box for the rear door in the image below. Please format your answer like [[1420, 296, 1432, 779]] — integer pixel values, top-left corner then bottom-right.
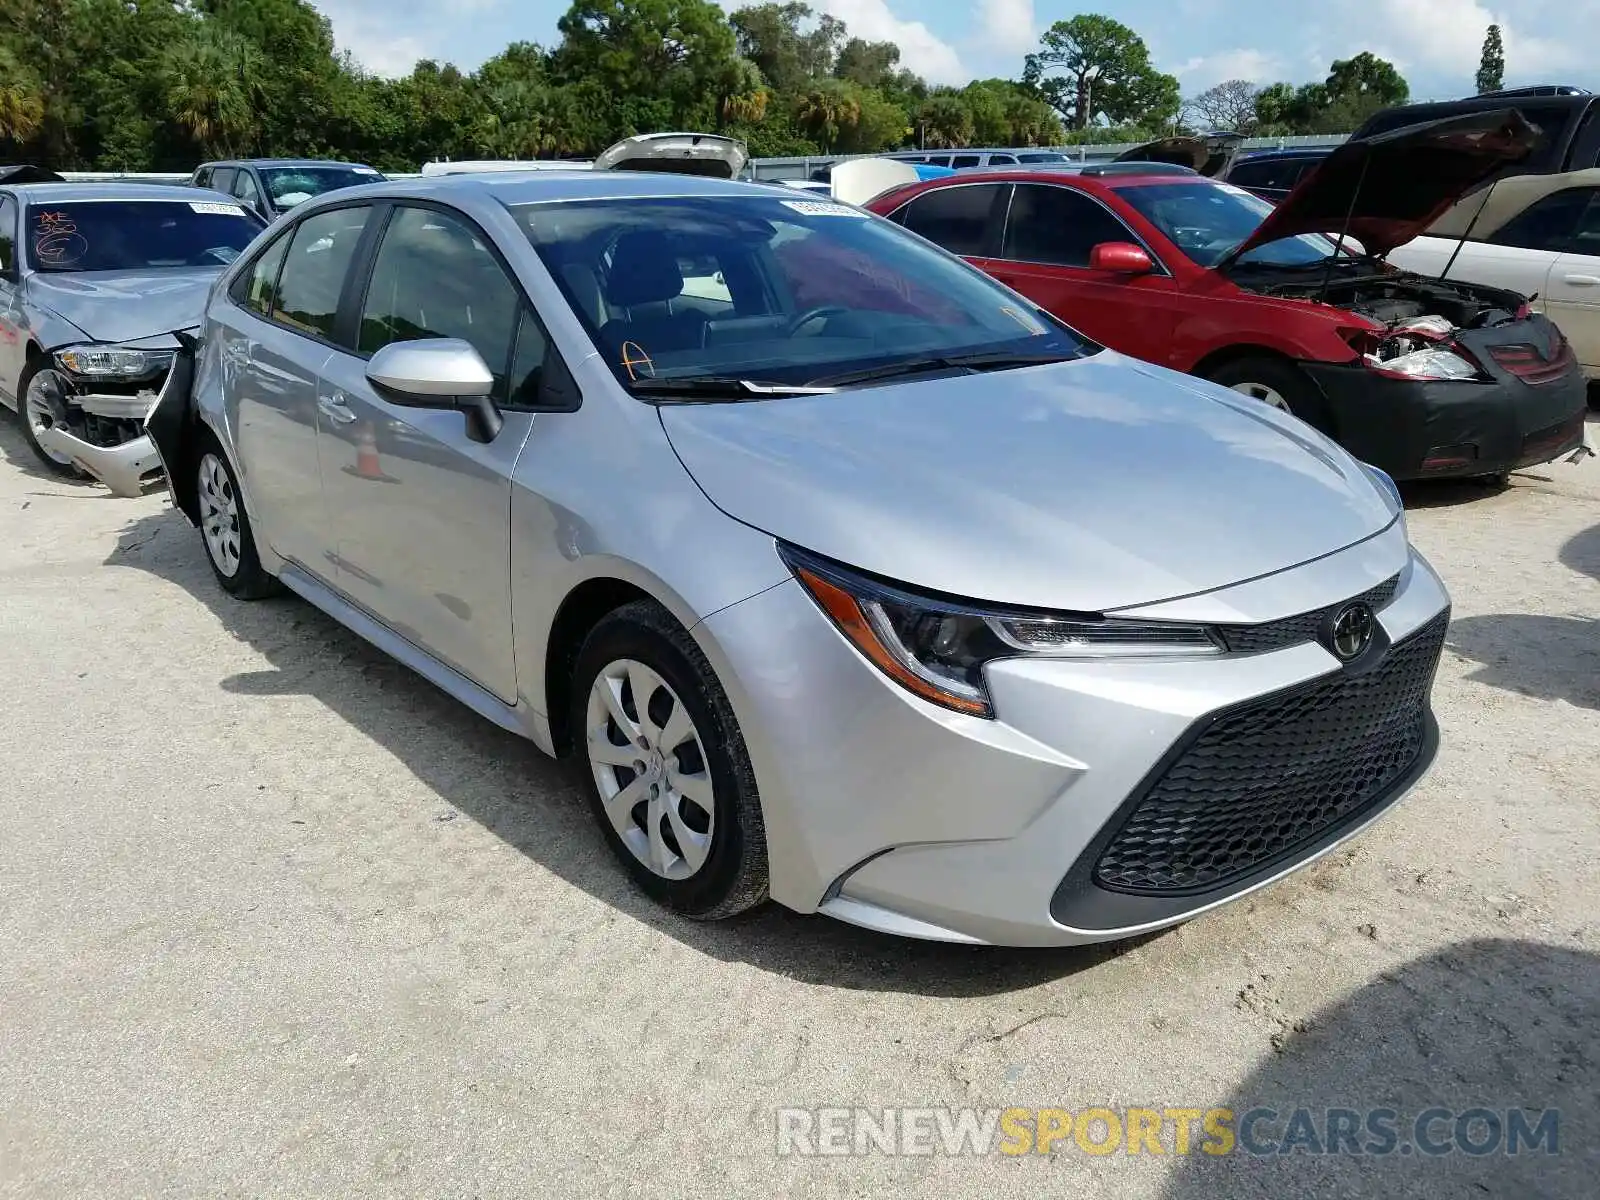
[[894, 181, 1009, 265], [313, 202, 538, 702], [987, 182, 1184, 364], [225, 203, 373, 575]]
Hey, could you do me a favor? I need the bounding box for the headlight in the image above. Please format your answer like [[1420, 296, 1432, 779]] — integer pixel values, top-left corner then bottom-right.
[[54, 345, 174, 381], [780, 544, 1222, 718], [1363, 346, 1479, 381]]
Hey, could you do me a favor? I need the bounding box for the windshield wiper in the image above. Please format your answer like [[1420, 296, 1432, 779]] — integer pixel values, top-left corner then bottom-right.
[[628, 377, 840, 402], [810, 350, 1077, 388]]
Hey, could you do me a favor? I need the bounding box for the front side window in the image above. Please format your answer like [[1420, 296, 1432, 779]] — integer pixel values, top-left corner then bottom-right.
[[951, 154, 981, 169], [1003, 184, 1142, 267], [272, 205, 371, 340], [1492, 188, 1595, 252], [515, 193, 1089, 390], [358, 205, 523, 399], [231, 170, 264, 210], [898, 183, 1006, 256], [261, 166, 384, 213], [1115, 180, 1337, 268], [23, 200, 260, 273]]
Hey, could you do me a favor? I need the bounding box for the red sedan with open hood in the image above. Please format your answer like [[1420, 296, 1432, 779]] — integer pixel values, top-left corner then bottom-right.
[[866, 109, 1590, 481]]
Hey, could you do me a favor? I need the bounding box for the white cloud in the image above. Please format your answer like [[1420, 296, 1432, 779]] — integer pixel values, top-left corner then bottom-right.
[[319, 0, 500, 78], [811, 0, 968, 85], [1175, 48, 1285, 90], [975, 0, 1038, 58]]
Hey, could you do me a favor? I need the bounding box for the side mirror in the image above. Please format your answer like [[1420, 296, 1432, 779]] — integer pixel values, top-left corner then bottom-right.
[[366, 337, 503, 442], [1089, 242, 1156, 274]]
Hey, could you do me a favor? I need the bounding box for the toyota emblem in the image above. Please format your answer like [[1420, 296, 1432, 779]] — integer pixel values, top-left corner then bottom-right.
[[1329, 602, 1376, 661]]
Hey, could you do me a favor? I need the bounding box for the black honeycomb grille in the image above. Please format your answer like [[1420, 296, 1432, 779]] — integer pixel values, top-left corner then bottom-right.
[[1214, 575, 1400, 656], [1093, 610, 1448, 895]]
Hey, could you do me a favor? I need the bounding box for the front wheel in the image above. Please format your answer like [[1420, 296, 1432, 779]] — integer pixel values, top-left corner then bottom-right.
[[1203, 356, 1332, 432], [195, 431, 279, 599], [570, 600, 768, 919], [16, 360, 88, 478]]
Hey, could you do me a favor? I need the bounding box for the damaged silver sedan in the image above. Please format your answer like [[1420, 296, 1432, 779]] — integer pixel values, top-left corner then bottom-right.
[[0, 181, 263, 493]]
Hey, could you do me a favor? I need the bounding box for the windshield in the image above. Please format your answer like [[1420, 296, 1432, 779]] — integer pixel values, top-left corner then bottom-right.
[[25, 200, 262, 273], [514, 195, 1090, 389], [1115, 181, 1341, 268], [261, 166, 383, 210]]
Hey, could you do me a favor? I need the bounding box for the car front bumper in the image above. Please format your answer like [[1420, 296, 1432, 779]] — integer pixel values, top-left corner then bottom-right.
[[1302, 357, 1590, 481], [33, 427, 162, 497], [699, 522, 1450, 947]]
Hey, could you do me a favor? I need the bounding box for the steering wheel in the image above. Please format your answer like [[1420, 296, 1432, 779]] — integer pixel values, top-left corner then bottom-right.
[[785, 305, 849, 337]]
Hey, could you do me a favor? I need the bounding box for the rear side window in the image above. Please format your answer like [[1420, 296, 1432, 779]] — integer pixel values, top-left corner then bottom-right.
[[951, 154, 981, 169], [1003, 184, 1141, 267], [0, 195, 15, 274], [209, 168, 236, 195], [897, 184, 1006, 256], [273, 205, 371, 341], [232, 230, 291, 317], [988, 154, 1017, 166], [1492, 188, 1594, 251], [1228, 158, 1300, 192]]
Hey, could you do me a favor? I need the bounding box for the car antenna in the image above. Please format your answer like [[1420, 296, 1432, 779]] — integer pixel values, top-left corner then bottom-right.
[[1437, 180, 1499, 282], [1317, 150, 1372, 304]]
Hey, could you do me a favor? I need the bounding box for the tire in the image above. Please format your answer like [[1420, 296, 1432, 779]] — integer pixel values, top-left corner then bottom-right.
[[1203, 356, 1332, 432], [15, 358, 89, 479], [569, 600, 768, 920], [193, 429, 279, 599]]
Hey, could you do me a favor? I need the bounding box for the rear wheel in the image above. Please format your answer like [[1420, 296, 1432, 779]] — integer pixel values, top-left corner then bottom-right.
[[195, 430, 279, 599], [16, 360, 88, 478], [570, 600, 768, 919], [1204, 356, 1331, 432]]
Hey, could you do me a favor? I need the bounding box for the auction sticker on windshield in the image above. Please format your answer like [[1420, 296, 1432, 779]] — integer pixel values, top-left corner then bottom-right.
[[190, 201, 247, 216], [780, 200, 867, 218]]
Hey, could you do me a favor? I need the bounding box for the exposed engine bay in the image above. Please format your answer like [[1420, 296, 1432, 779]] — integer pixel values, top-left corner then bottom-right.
[[1232, 265, 1535, 379]]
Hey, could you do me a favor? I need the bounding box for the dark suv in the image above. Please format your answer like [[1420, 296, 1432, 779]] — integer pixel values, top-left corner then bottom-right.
[[1224, 148, 1333, 202], [190, 159, 386, 222]]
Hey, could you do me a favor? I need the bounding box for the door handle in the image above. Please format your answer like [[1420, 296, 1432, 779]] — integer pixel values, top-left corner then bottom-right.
[[318, 392, 357, 424], [1562, 274, 1600, 287]]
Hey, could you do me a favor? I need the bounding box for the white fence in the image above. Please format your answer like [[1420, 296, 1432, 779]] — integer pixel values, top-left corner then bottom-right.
[[57, 134, 1351, 186]]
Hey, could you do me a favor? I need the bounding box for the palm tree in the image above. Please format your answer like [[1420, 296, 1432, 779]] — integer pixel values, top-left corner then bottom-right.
[[0, 47, 45, 144], [719, 57, 769, 127], [794, 83, 860, 153], [161, 22, 263, 158]]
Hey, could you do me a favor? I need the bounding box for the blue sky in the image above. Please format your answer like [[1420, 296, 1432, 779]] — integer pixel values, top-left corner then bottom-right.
[[315, 0, 1600, 104]]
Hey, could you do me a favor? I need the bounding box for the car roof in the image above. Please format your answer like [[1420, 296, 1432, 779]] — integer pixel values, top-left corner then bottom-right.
[[1235, 147, 1332, 160], [296, 170, 789, 210], [1, 182, 218, 204], [200, 158, 375, 169]]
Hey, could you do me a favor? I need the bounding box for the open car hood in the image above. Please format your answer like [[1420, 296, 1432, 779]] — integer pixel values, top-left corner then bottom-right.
[[0, 164, 65, 184], [1227, 107, 1540, 263], [592, 133, 748, 179], [1115, 132, 1243, 178]]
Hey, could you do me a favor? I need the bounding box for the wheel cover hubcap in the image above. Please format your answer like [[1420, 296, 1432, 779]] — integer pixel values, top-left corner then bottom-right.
[[1229, 381, 1290, 411], [198, 452, 242, 577], [585, 658, 715, 881], [24, 370, 74, 466]]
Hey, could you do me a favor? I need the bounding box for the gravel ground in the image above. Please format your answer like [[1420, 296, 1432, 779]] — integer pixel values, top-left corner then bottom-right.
[[1, 414, 1596, 1198]]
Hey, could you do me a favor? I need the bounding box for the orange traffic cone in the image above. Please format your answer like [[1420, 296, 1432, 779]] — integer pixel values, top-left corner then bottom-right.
[[341, 420, 399, 483]]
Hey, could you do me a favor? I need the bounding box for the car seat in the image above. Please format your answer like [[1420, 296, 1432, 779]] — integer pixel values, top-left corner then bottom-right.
[[599, 230, 707, 355]]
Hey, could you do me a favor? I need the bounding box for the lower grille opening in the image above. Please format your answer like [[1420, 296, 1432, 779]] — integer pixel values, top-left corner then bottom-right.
[[1091, 610, 1449, 896]]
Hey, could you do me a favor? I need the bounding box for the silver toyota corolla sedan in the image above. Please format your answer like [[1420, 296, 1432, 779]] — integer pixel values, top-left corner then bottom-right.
[[147, 170, 1451, 947], [0, 182, 263, 491]]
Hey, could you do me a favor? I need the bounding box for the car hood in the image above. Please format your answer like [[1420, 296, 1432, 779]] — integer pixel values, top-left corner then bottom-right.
[[1227, 107, 1540, 262], [659, 353, 1395, 612], [1115, 132, 1243, 178], [26, 268, 222, 345]]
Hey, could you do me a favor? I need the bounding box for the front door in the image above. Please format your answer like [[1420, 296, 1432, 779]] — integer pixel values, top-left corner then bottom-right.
[[986, 183, 1184, 366], [315, 203, 543, 703]]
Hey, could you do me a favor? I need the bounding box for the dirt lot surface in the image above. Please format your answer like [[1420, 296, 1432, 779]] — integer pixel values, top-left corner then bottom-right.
[[1, 415, 1596, 1198]]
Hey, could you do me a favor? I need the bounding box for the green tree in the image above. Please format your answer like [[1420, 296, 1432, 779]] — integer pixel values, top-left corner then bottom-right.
[[1022, 14, 1179, 130], [1325, 51, 1408, 108], [160, 21, 264, 158], [1477, 24, 1505, 94], [728, 3, 842, 94], [0, 42, 45, 146], [917, 91, 974, 148], [834, 37, 899, 89], [793, 77, 858, 151]]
